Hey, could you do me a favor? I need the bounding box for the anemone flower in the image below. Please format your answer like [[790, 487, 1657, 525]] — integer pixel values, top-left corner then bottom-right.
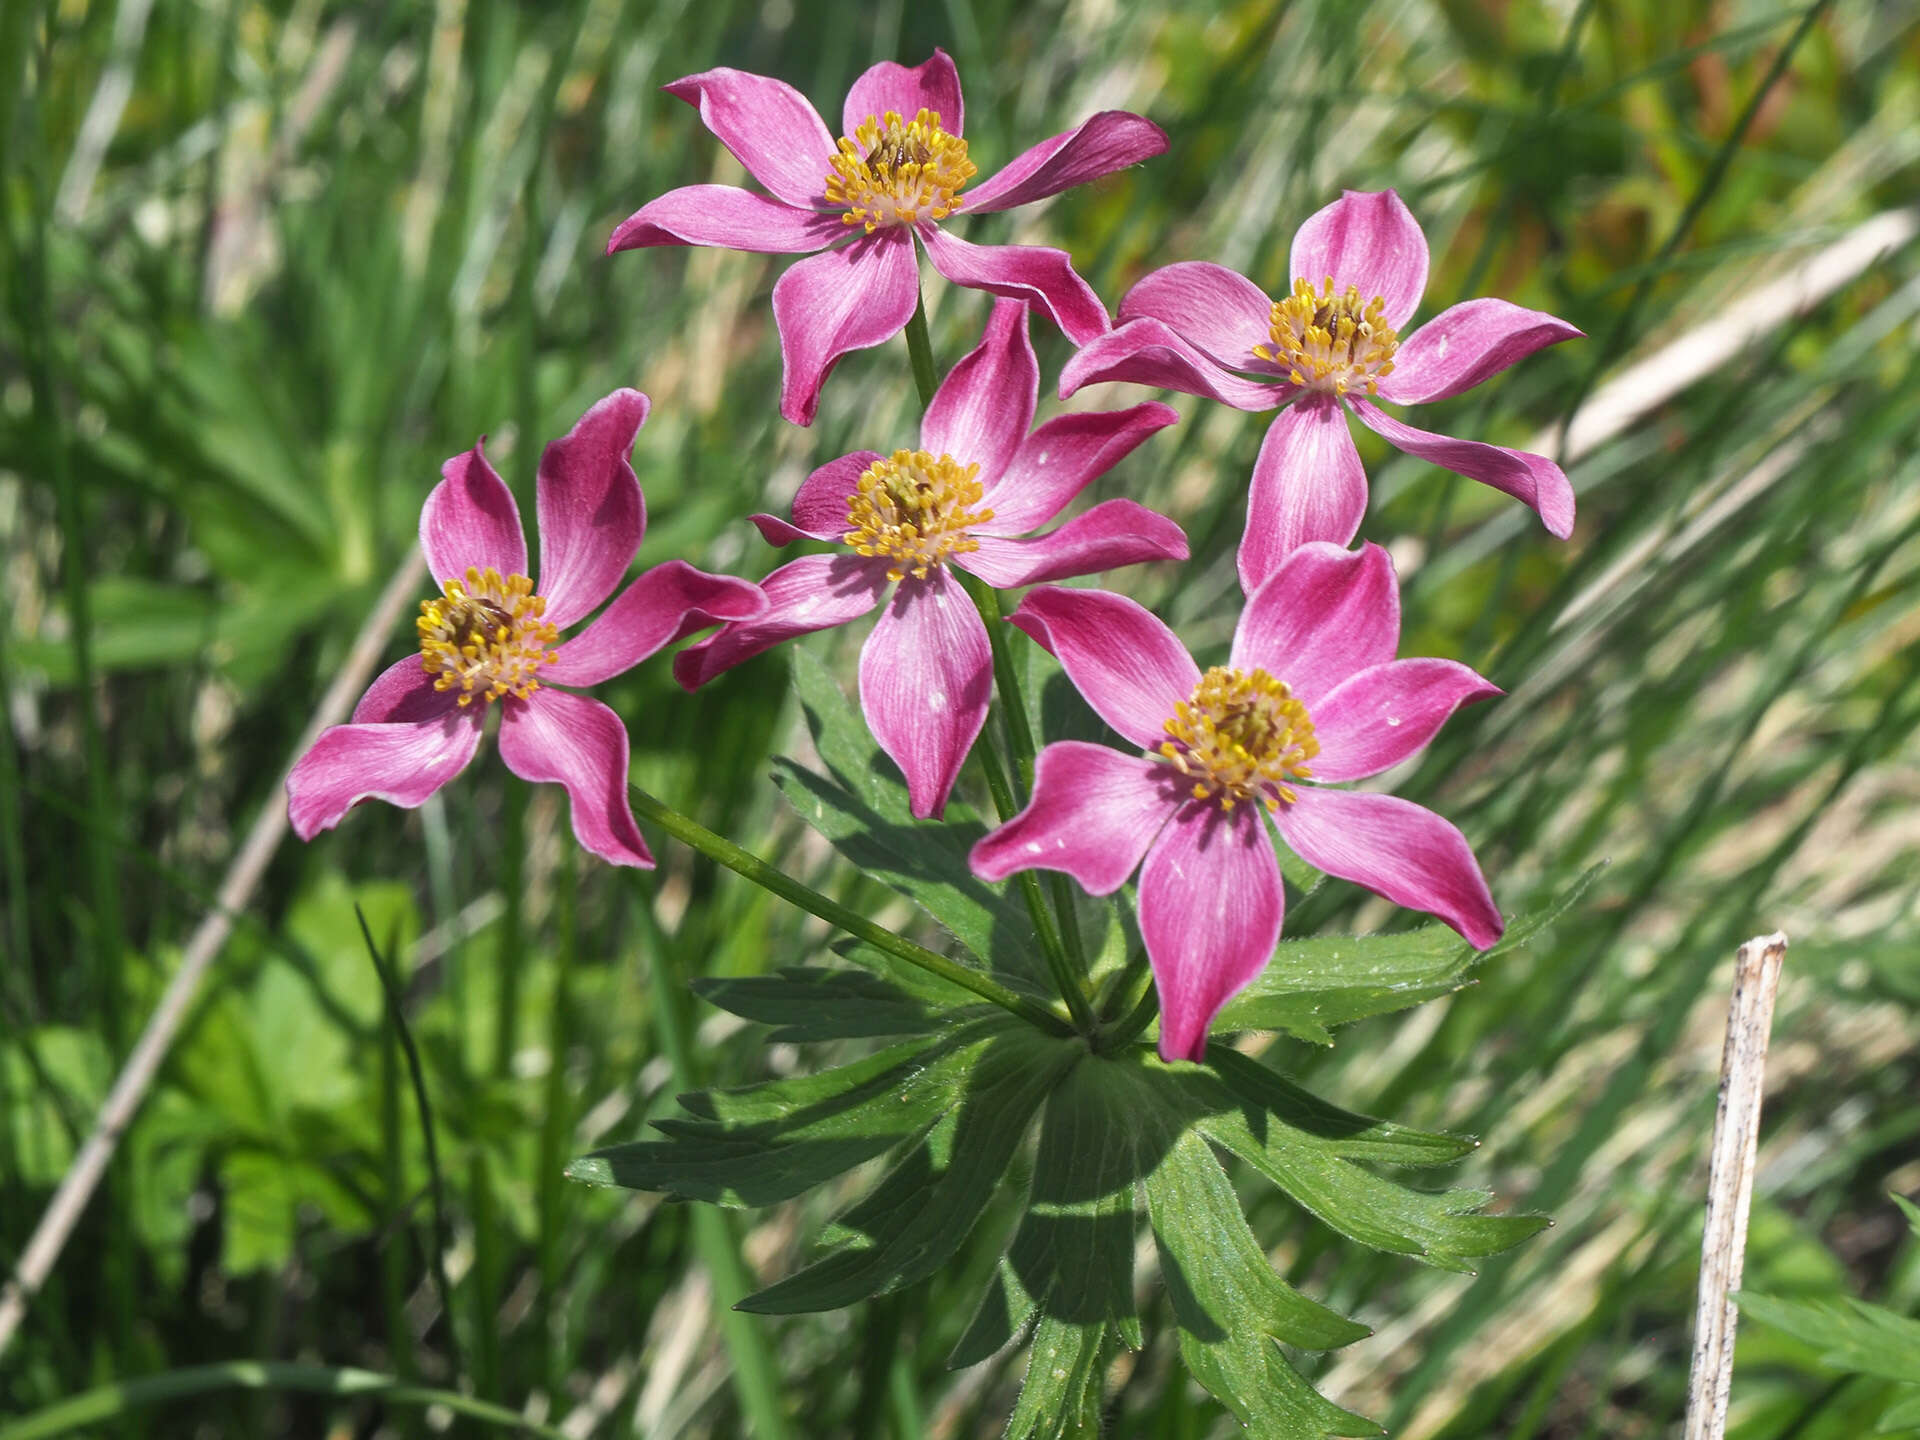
[[1061, 189, 1582, 592], [609, 49, 1166, 426], [676, 300, 1185, 819], [970, 541, 1502, 1061], [286, 391, 766, 868]]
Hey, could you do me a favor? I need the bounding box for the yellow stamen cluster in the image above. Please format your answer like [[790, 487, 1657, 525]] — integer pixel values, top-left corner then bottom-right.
[[417, 567, 559, 707], [1158, 666, 1319, 812], [842, 449, 994, 583], [825, 109, 975, 233], [1253, 276, 1399, 396]]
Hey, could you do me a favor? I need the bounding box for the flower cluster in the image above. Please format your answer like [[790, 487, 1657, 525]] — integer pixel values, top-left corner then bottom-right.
[[288, 50, 1580, 1063]]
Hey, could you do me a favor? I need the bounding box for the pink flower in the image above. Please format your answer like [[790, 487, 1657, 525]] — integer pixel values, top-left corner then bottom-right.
[[1061, 189, 1583, 592], [969, 542, 1503, 1062], [676, 300, 1186, 819], [609, 49, 1167, 426], [286, 391, 766, 868]]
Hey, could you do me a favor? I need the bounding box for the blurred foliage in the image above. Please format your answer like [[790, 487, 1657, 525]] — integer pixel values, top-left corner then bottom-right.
[[3, 0, 1920, 1435]]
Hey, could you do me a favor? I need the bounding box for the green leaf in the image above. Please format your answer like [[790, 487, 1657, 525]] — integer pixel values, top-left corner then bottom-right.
[[1736, 1290, 1920, 1384], [774, 648, 1050, 992], [1213, 861, 1606, 1043], [739, 1027, 1081, 1313], [1004, 1315, 1111, 1440], [691, 966, 959, 1042], [1878, 1388, 1920, 1433], [1893, 1193, 1920, 1240], [1204, 1050, 1478, 1167]]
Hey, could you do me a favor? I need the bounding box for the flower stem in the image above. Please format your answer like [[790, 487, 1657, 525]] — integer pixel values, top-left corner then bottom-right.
[[1094, 979, 1159, 1055], [904, 289, 939, 409], [627, 785, 1072, 1037]]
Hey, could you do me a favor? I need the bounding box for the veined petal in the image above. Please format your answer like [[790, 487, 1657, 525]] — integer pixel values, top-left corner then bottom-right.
[[499, 691, 653, 868], [842, 50, 964, 138], [673, 552, 890, 689], [1058, 317, 1292, 411], [1347, 397, 1575, 539], [1275, 788, 1501, 948], [286, 712, 482, 841], [1288, 189, 1428, 331], [544, 561, 767, 688], [664, 68, 837, 212], [963, 498, 1187, 588], [921, 299, 1036, 489], [1379, 298, 1583, 406], [1238, 395, 1368, 594], [1232, 541, 1399, 710], [1139, 802, 1284, 1062], [421, 442, 526, 583], [1118, 262, 1276, 372], [1007, 586, 1197, 750], [965, 111, 1168, 213], [352, 656, 453, 724], [772, 231, 920, 427], [608, 186, 847, 254], [983, 401, 1180, 533], [917, 227, 1109, 346], [1309, 658, 1500, 782], [536, 389, 649, 630], [858, 566, 991, 819], [758, 450, 887, 544], [968, 742, 1176, 893]]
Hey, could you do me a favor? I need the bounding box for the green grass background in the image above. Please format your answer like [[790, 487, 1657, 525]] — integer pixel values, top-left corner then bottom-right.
[[4, 0, 1920, 1434]]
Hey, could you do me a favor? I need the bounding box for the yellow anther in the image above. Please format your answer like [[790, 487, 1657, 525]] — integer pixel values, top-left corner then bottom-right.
[[825, 109, 976, 233], [842, 449, 993, 582], [1157, 666, 1319, 812], [1252, 276, 1399, 397], [417, 566, 559, 707]]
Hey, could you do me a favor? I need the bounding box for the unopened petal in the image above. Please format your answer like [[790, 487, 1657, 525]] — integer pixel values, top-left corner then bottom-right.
[[1379, 298, 1583, 406], [536, 389, 649, 630], [498, 691, 654, 868], [918, 227, 1109, 346], [1347, 397, 1575, 539], [1237, 395, 1367, 595], [921, 299, 1036, 488], [607, 186, 846, 254], [286, 712, 482, 841], [663, 68, 838, 212], [963, 499, 1187, 588], [966, 111, 1167, 212], [969, 742, 1176, 893], [1288, 189, 1428, 331], [545, 561, 767, 688], [421, 442, 526, 582], [858, 567, 991, 819], [1309, 658, 1500, 782], [1231, 541, 1399, 709], [1007, 586, 1198, 750], [772, 231, 920, 426]]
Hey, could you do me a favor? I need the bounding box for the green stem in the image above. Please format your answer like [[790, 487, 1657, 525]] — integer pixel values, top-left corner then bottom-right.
[[627, 786, 1070, 1037], [904, 290, 938, 409], [1095, 980, 1159, 1056]]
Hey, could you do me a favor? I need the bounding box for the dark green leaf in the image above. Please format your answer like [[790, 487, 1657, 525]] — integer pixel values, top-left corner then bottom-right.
[[1204, 1050, 1478, 1167], [1736, 1291, 1920, 1384], [692, 966, 958, 1042], [1004, 1315, 1111, 1440]]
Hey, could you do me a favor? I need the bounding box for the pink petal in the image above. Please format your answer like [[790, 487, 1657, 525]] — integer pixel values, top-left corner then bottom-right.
[[1057, 317, 1292, 411], [1308, 658, 1501, 782], [1138, 802, 1284, 1062], [857, 566, 991, 819], [351, 656, 452, 724], [982, 401, 1180, 533], [1117, 262, 1276, 372], [499, 691, 653, 868], [420, 442, 526, 583], [917, 226, 1109, 346], [1006, 586, 1197, 751], [673, 552, 889, 690], [607, 186, 847, 254], [663, 68, 837, 212], [920, 299, 1036, 487], [1288, 189, 1429, 331], [963, 499, 1187, 588], [286, 711, 482, 841], [543, 561, 767, 688], [965, 111, 1168, 213], [751, 450, 886, 546], [1237, 395, 1368, 595], [535, 389, 649, 630], [1378, 298, 1583, 406], [1274, 788, 1501, 949], [772, 231, 920, 427], [841, 49, 964, 138], [1231, 541, 1399, 710], [1347, 397, 1575, 539], [968, 742, 1176, 893]]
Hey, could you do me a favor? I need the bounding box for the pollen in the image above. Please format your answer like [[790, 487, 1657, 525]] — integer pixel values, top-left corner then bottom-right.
[[1253, 276, 1399, 396], [417, 567, 560, 707], [1157, 666, 1319, 812], [825, 109, 976, 233], [842, 449, 993, 583]]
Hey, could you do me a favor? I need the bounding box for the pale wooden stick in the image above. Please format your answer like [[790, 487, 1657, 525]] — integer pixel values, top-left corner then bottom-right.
[[1682, 931, 1789, 1440], [0, 551, 428, 1359]]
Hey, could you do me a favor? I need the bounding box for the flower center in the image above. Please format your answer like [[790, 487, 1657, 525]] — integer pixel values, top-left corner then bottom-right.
[[1252, 276, 1399, 396], [417, 566, 560, 707], [1157, 665, 1319, 812], [842, 449, 994, 583], [825, 109, 975, 233]]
